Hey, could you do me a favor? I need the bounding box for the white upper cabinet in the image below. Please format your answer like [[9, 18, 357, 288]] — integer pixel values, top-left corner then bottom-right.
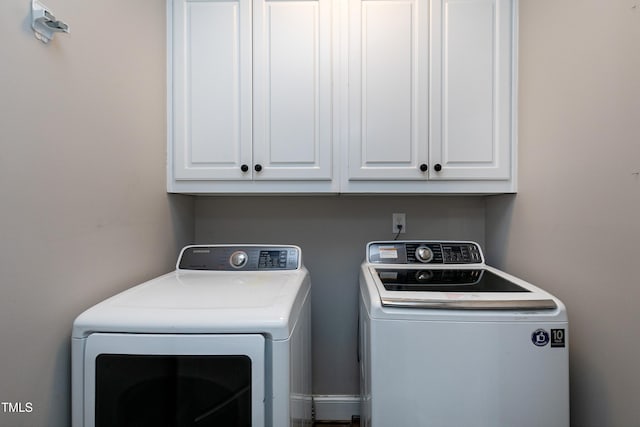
[[429, 0, 513, 181], [347, 0, 429, 181], [343, 0, 516, 193], [253, 0, 333, 181], [169, 0, 336, 193], [171, 0, 252, 182], [168, 0, 516, 194]]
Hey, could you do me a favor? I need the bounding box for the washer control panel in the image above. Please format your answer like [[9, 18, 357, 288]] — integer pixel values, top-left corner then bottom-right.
[[367, 241, 483, 264], [178, 245, 301, 271]]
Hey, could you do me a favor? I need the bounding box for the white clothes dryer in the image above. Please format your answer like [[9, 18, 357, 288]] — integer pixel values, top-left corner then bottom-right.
[[359, 241, 569, 427], [72, 245, 312, 427]]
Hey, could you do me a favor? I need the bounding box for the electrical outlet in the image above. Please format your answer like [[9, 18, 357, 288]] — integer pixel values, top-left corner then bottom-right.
[[392, 213, 406, 234]]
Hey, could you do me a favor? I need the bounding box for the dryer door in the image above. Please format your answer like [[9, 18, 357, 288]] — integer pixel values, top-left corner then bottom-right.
[[82, 333, 265, 427]]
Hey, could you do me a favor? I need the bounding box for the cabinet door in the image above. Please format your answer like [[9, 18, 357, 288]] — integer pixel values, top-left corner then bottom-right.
[[171, 0, 252, 180], [252, 0, 333, 181], [347, 0, 429, 180], [429, 0, 513, 180]]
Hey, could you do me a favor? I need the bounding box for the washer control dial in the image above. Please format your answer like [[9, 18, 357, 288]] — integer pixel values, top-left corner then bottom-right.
[[415, 246, 434, 263], [229, 251, 248, 269]]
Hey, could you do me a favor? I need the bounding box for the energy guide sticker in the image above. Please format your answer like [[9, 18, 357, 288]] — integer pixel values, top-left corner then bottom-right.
[[551, 329, 566, 348], [379, 246, 398, 259]]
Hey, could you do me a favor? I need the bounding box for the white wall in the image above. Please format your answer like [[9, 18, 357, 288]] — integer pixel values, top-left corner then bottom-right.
[[195, 196, 486, 395], [0, 1, 193, 426], [486, 1, 640, 426]]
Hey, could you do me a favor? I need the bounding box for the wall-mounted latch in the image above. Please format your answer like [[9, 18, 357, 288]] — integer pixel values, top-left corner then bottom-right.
[[31, 0, 70, 43]]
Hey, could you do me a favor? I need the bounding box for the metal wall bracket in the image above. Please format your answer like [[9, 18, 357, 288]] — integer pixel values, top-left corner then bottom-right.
[[31, 0, 70, 43]]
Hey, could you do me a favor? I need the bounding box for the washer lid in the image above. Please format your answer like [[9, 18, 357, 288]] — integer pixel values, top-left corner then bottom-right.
[[377, 268, 529, 293], [367, 266, 557, 310]]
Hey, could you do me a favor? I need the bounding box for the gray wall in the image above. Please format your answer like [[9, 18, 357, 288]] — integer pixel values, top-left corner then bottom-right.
[[486, 1, 640, 426], [0, 1, 194, 426], [195, 196, 486, 394]]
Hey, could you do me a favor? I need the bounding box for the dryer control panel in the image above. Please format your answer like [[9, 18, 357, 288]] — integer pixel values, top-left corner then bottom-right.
[[367, 241, 483, 264], [178, 245, 301, 271]]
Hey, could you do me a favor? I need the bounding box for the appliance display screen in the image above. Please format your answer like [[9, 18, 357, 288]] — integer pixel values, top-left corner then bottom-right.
[[376, 269, 530, 293], [258, 250, 288, 269]]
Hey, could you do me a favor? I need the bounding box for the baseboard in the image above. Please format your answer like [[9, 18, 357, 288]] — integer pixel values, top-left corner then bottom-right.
[[313, 395, 360, 421]]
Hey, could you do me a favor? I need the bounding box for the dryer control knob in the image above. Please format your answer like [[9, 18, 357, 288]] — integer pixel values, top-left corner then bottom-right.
[[415, 246, 434, 263], [230, 251, 248, 269]]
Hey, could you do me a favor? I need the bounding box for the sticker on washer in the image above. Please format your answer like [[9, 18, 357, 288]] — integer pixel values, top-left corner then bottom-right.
[[378, 246, 398, 259], [531, 329, 566, 348], [531, 329, 550, 347], [550, 329, 566, 348]]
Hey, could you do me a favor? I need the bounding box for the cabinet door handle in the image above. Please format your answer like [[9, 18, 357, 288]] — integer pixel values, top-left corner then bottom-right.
[[419, 163, 428, 172], [240, 164, 249, 173], [254, 164, 263, 172], [434, 163, 442, 172]]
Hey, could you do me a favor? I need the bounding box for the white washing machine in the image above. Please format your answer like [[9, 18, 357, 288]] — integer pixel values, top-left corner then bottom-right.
[[359, 241, 569, 427], [72, 244, 312, 427]]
